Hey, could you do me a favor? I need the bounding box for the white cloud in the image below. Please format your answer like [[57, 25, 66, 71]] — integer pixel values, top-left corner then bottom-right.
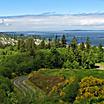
[[0, 14, 104, 31]]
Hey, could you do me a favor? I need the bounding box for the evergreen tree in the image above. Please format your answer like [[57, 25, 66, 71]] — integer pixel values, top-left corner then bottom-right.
[[17, 39, 21, 50], [54, 35, 60, 48], [49, 48, 63, 68], [98, 43, 103, 52], [55, 35, 58, 48], [85, 37, 91, 51], [40, 39, 45, 49], [97, 43, 104, 62], [0, 41, 3, 48], [79, 42, 85, 51], [25, 38, 36, 56], [70, 37, 78, 52], [61, 35, 66, 47], [47, 38, 51, 49], [18, 39, 25, 52]]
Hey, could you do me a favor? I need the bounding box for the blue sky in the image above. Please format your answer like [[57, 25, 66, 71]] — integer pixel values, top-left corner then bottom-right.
[[0, 0, 104, 31], [0, 0, 104, 16]]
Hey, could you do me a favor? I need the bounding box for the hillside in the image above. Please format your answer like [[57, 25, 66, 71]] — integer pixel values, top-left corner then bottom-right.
[[28, 69, 104, 104], [0, 34, 104, 104]]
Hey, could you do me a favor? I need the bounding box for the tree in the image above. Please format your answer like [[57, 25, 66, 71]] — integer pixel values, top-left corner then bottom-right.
[[0, 41, 4, 48], [98, 43, 103, 52], [70, 37, 78, 52], [26, 38, 35, 50], [79, 42, 85, 51], [61, 35, 66, 47], [47, 38, 51, 49], [54, 35, 60, 48], [40, 39, 45, 49], [25, 38, 36, 56], [97, 43, 104, 62], [49, 48, 64, 68], [85, 37, 91, 51], [63, 60, 72, 69], [17, 39, 21, 50], [0, 76, 13, 104], [17, 39, 25, 52]]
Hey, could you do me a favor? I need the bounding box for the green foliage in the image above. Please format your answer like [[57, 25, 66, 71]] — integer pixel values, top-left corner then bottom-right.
[[0, 34, 104, 104], [63, 60, 80, 69], [63, 60, 72, 69], [46, 38, 51, 49], [62, 80, 79, 103], [85, 37, 91, 51], [0, 54, 34, 78], [74, 76, 104, 104], [17, 39, 25, 52], [37, 69, 104, 103], [0, 76, 13, 92], [70, 37, 78, 52], [33, 50, 50, 69], [54, 35, 61, 48], [0, 76, 13, 104], [0, 34, 104, 73], [61, 35, 66, 47], [48, 48, 64, 68], [96, 43, 104, 63], [79, 42, 85, 51], [40, 39, 45, 49]]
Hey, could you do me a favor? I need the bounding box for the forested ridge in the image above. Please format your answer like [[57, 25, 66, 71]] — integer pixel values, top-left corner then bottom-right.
[[0, 33, 104, 104]]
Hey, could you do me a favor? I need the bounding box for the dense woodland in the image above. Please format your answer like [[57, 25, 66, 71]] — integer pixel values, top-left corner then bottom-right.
[[0, 33, 104, 104]]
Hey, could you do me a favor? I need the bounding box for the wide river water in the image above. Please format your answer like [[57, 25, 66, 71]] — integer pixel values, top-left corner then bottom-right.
[[11, 30, 104, 46], [28, 31, 104, 46]]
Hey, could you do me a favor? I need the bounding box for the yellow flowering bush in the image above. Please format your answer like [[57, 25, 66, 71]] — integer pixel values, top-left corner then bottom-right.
[[80, 76, 104, 88], [48, 76, 78, 104], [49, 77, 76, 96], [74, 76, 104, 104], [60, 91, 65, 97]]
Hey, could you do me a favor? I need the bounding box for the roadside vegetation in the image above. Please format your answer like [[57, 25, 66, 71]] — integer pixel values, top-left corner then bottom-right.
[[28, 69, 104, 104], [0, 33, 104, 104]]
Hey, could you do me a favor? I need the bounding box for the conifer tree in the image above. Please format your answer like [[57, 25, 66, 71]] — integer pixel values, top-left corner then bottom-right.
[[61, 34, 66, 47], [79, 42, 85, 51], [55, 35, 60, 48], [40, 39, 45, 49], [85, 37, 91, 51], [70, 37, 78, 52]]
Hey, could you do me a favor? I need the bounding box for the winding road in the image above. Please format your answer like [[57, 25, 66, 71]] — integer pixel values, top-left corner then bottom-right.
[[13, 76, 45, 102], [13, 76, 37, 96]]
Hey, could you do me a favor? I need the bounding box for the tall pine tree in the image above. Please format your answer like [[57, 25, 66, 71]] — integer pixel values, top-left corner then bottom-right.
[[61, 34, 66, 47]]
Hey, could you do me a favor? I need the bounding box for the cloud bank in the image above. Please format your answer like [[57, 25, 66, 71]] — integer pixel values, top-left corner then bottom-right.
[[0, 13, 104, 31]]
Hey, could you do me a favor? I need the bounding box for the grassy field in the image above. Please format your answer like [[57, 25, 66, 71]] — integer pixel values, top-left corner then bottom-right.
[[38, 69, 104, 79]]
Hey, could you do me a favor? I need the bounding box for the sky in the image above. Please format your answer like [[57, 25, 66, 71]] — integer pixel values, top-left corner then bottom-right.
[[0, 0, 104, 31], [0, 0, 104, 16]]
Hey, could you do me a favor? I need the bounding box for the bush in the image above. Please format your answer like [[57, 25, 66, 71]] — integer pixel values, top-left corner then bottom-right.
[[74, 76, 104, 104], [63, 60, 72, 69]]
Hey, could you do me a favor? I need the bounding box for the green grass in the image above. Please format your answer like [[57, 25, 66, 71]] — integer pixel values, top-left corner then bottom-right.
[[14, 87, 24, 100], [38, 69, 104, 80]]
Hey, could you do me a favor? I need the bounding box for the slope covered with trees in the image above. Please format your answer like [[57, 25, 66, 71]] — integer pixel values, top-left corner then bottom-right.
[[0, 33, 104, 104]]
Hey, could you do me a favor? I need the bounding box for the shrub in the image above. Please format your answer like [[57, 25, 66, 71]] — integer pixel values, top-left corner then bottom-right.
[[74, 76, 104, 104]]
